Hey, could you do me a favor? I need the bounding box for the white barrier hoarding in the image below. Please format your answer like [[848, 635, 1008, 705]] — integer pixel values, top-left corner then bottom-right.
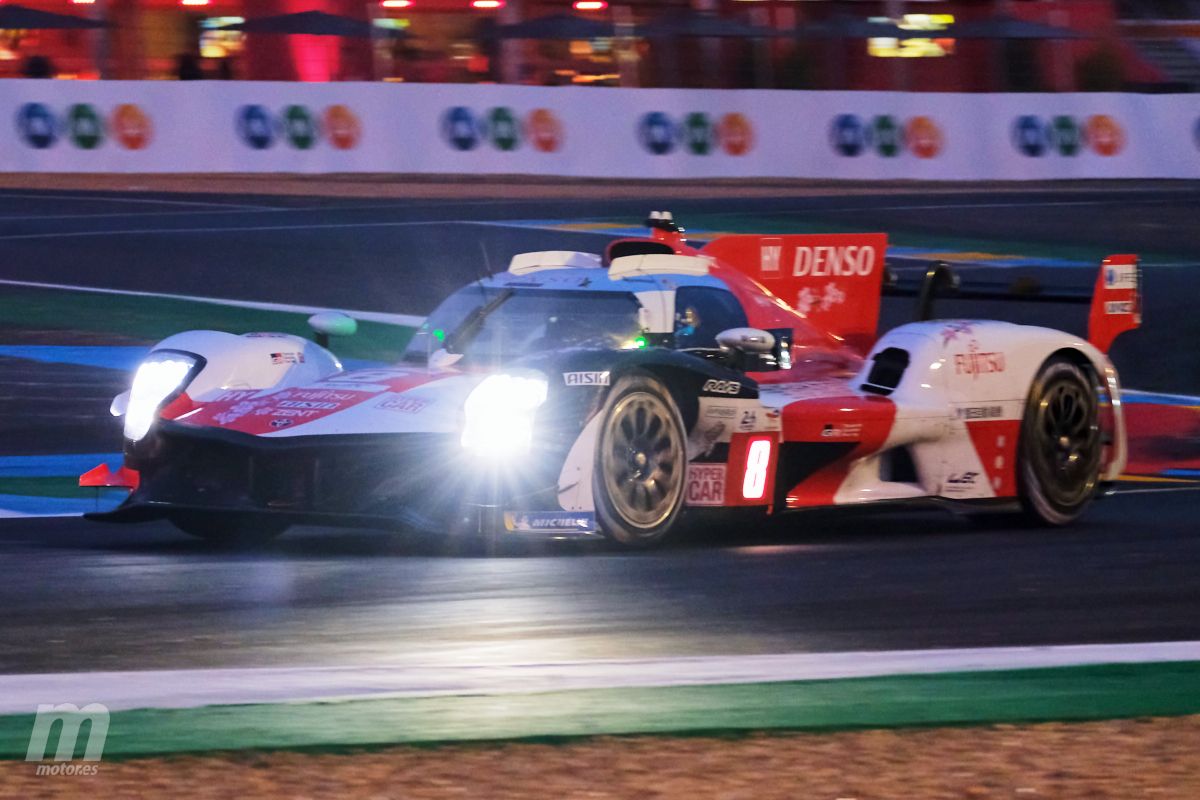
[[0, 81, 1197, 180]]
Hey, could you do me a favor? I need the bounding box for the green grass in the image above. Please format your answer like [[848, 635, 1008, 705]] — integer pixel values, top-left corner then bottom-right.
[[3, 662, 1199, 759], [0, 476, 97, 498], [0, 286, 415, 363]]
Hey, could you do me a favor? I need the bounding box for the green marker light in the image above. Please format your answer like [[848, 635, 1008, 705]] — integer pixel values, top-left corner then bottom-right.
[[433, 329, 446, 343]]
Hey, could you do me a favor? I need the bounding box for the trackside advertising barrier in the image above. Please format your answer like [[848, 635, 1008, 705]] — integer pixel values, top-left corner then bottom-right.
[[1, 81, 1198, 179]]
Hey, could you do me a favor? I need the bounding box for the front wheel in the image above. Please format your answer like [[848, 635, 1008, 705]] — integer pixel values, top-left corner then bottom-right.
[[170, 512, 288, 547], [593, 374, 688, 548], [1017, 357, 1103, 526]]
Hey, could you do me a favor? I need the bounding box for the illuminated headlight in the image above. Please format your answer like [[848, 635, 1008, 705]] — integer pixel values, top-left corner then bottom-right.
[[124, 354, 197, 442], [461, 373, 548, 458]]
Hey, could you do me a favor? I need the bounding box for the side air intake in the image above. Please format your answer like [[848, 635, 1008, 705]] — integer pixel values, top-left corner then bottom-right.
[[861, 347, 909, 396]]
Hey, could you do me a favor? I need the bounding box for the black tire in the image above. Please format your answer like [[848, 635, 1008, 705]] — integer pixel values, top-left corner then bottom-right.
[[170, 513, 288, 547], [1017, 357, 1103, 526], [593, 374, 688, 548]]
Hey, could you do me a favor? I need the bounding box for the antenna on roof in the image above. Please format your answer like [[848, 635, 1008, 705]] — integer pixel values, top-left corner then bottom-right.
[[645, 209, 684, 235]]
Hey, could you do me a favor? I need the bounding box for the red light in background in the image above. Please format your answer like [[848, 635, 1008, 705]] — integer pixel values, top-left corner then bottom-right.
[[380, 0, 413, 7], [180, 0, 211, 6], [471, 0, 505, 8], [573, 1, 608, 10], [71, 0, 98, 5]]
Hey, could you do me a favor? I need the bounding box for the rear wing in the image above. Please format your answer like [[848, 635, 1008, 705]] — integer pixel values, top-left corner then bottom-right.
[[701, 233, 888, 355], [1087, 255, 1141, 353], [889, 254, 1141, 354]]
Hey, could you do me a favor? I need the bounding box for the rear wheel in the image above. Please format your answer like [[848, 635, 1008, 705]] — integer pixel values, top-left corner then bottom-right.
[[1017, 357, 1102, 526], [170, 513, 288, 547], [594, 375, 688, 548]]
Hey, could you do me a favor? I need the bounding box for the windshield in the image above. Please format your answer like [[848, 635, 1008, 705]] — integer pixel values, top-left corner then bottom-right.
[[403, 287, 643, 364]]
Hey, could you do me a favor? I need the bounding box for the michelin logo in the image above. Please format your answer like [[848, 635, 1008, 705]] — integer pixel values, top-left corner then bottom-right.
[[564, 371, 610, 386]]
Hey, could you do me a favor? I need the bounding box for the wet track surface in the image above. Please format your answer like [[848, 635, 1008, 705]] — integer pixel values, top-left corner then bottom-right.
[[1, 183, 1198, 675], [2, 488, 1199, 674]]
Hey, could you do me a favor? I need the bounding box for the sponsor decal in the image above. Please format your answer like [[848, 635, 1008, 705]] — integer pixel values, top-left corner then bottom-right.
[[820, 422, 863, 439], [795, 281, 847, 316], [940, 321, 975, 346], [213, 389, 261, 403], [1105, 300, 1135, 315], [269, 418, 293, 428], [953, 341, 1006, 379], [277, 400, 337, 410], [738, 410, 758, 432], [270, 352, 305, 365], [526, 108, 564, 152], [705, 406, 738, 420], [17, 102, 152, 150], [375, 396, 431, 414], [1012, 114, 1124, 158], [685, 464, 727, 506], [956, 405, 1004, 420], [264, 408, 319, 418], [323, 104, 361, 150], [638, 111, 754, 157], [829, 114, 943, 159], [563, 371, 610, 386], [505, 511, 595, 532], [67, 103, 103, 150], [442, 106, 562, 153], [792, 245, 876, 277], [1104, 263, 1137, 290], [236, 104, 360, 151], [946, 470, 979, 485], [702, 379, 741, 396]]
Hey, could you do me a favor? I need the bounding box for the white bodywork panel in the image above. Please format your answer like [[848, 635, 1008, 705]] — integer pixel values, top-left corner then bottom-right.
[[146, 330, 342, 402]]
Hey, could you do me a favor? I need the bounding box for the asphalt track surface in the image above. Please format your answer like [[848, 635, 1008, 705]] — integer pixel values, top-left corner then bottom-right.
[[1, 184, 1199, 675]]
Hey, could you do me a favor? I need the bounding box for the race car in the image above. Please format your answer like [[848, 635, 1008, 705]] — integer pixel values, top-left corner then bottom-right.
[[81, 212, 1141, 548]]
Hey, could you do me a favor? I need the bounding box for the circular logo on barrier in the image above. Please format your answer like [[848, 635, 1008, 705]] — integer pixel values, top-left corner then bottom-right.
[[1085, 114, 1124, 157], [683, 112, 715, 155], [442, 106, 482, 151], [1012, 115, 1048, 157], [487, 106, 521, 151], [67, 103, 104, 150], [1051, 115, 1082, 157], [871, 115, 902, 157], [829, 114, 865, 157], [323, 105, 360, 150], [717, 112, 754, 156], [904, 115, 942, 159], [237, 105, 276, 150], [526, 108, 562, 153], [111, 104, 151, 150], [16, 103, 58, 149], [638, 112, 678, 156], [283, 104, 318, 150]]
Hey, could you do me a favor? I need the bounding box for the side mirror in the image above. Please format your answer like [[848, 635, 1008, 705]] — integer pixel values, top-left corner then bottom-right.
[[716, 327, 778, 371], [308, 312, 358, 349], [716, 328, 775, 354]]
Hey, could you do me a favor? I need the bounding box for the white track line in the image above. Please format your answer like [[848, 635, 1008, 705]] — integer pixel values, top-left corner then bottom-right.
[[0, 192, 277, 211], [0, 218, 480, 242], [1, 641, 1196, 715], [0, 278, 423, 327]]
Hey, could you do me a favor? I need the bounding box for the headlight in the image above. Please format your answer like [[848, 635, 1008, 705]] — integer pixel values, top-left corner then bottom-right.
[[124, 353, 197, 442], [461, 373, 548, 458]]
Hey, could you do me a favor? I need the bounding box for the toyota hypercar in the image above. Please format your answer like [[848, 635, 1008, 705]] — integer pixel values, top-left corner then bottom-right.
[[82, 213, 1141, 547]]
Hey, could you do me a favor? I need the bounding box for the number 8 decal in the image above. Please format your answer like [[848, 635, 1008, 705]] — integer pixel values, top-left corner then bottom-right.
[[742, 437, 772, 500]]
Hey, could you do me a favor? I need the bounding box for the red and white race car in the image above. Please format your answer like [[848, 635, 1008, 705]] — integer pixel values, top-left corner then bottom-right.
[[84, 212, 1141, 548]]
